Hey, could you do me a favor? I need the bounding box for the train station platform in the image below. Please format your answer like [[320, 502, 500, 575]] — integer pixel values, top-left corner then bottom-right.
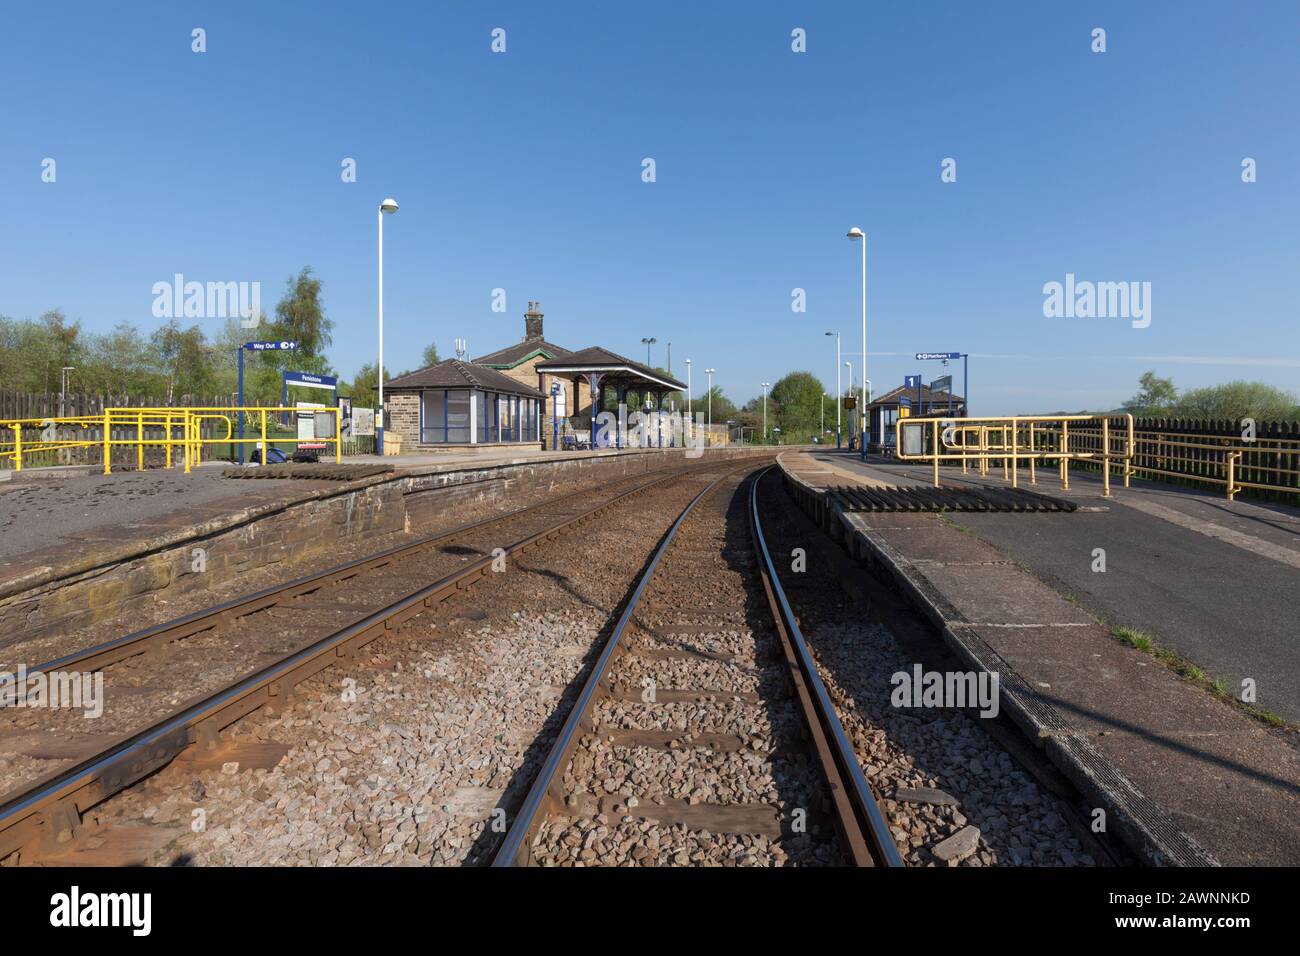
[[779, 448, 1300, 867], [0, 445, 759, 656]]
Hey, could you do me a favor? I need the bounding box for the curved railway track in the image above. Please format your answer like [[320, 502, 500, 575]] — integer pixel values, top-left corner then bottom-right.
[[0, 458, 753, 862], [493, 465, 903, 867]]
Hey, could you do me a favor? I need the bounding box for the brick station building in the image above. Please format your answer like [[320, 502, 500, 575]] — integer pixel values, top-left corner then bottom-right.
[[382, 301, 683, 452]]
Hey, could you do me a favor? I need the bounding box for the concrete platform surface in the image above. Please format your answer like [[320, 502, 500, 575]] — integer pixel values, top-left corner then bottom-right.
[[780, 449, 1300, 867], [811, 448, 1300, 724]]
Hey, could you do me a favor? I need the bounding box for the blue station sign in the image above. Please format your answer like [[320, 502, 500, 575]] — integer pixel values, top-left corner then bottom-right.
[[284, 371, 337, 388], [915, 352, 962, 361], [244, 340, 299, 351]]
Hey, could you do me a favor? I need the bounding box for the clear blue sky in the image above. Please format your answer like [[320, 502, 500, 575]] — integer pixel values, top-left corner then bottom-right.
[[2, 1, 1296, 413]]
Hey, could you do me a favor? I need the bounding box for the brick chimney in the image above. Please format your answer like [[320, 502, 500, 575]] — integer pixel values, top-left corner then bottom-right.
[[524, 300, 544, 342]]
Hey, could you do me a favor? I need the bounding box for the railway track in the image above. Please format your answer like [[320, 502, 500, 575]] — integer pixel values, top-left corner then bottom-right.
[[0, 458, 751, 862], [492, 465, 903, 867]]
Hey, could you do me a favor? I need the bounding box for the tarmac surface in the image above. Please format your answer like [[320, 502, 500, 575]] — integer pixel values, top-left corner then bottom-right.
[[814, 450, 1300, 723], [0, 465, 333, 563]]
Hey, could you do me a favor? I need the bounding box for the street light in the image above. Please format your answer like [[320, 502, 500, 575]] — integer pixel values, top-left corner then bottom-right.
[[821, 392, 826, 438], [844, 361, 853, 448], [824, 330, 841, 449], [760, 381, 771, 442], [685, 358, 692, 416], [847, 226, 866, 459], [704, 368, 715, 429], [863, 378, 872, 450], [641, 336, 657, 367], [377, 197, 399, 455]]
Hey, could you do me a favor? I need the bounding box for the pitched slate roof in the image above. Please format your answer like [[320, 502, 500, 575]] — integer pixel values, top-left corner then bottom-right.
[[868, 384, 964, 407], [472, 339, 572, 368], [384, 359, 545, 398], [535, 347, 686, 391]]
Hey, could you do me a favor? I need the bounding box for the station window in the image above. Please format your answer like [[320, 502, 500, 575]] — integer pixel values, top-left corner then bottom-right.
[[446, 389, 471, 443], [421, 390, 446, 443]]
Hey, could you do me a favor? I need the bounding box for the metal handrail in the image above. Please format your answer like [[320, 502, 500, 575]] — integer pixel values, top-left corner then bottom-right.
[[1, 406, 341, 474], [895, 413, 1135, 497]]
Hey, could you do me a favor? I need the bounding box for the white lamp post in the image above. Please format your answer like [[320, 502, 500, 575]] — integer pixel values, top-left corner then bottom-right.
[[377, 197, 399, 455], [847, 227, 866, 459], [760, 381, 771, 441], [844, 361, 853, 446], [825, 330, 840, 449], [685, 358, 692, 415]]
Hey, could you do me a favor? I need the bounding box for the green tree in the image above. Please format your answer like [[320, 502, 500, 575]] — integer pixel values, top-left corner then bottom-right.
[[1174, 381, 1299, 421], [770, 370, 828, 443], [273, 267, 332, 355], [348, 362, 393, 403], [695, 386, 736, 423], [81, 322, 157, 395], [151, 320, 216, 401], [1122, 370, 1177, 414], [421, 342, 441, 368], [247, 268, 336, 402]]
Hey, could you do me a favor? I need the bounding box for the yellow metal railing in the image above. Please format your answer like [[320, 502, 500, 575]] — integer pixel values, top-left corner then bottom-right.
[[0, 406, 341, 474], [1112, 428, 1300, 502], [895, 414, 1135, 498]]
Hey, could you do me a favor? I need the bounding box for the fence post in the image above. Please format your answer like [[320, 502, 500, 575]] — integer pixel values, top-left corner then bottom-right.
[[137, 410, 144, 470], [260, 410, 267, 465], [1102, 416, 1111, 497], [13, 422, 21, 472], [1028, 422, 1036, 484], [932, 419, 940, 487], [335, 407, 342, 463], [102, 410, 112, 474], [1010, 419, 1018, 488], [1227, 452, 1238, 501], [1060, 421, 1069, 490], [1124, 415, 1133, 488]]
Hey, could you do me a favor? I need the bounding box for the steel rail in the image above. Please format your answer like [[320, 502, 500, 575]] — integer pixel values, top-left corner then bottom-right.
[[489, 472, 730, 867], [0, 462, 709, 861], [748, 466, 904, 867], [492, 463, 902, 867], [2, 461, 701, 688]]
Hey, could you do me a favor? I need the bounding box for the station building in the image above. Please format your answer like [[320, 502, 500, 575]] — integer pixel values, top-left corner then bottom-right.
[[866, 383, 966, 453], [382, 301, 686, 451]]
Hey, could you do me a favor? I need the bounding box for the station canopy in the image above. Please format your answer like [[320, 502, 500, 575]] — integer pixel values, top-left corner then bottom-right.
[[535, 346, 685, 394]]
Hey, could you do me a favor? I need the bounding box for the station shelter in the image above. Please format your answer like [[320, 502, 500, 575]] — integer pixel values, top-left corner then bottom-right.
[[379, 301, 686, 452], [535, 347, 687, 450], [866, 384, 966, 454], [383, 361, 545, 449]]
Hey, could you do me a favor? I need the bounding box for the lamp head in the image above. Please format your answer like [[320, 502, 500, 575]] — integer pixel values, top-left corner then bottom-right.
[[380, 198, 399, 214], [846, 226, 864, 240]]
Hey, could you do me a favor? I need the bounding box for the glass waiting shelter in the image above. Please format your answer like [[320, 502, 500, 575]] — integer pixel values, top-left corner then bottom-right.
[[384, 360, 544, 447]]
